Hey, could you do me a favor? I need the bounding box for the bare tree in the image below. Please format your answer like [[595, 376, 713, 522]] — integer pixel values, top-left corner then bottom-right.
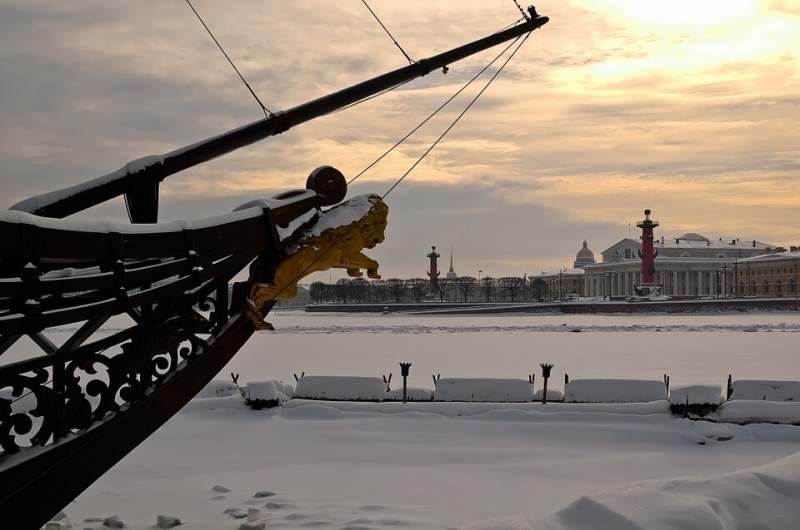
[[335, 278, 350, 303], [406, 278, 429, 303], [530, 278, 548, 301], [387, 278, 406, 302], [371, 279, 388, 303], [350, 278, 369, 303], [454, 276, 477, 302], [309, 281, 331, 303], [480, 276, 495, 302], [499, 276, 526, 302], [436, 278, 455, 302]]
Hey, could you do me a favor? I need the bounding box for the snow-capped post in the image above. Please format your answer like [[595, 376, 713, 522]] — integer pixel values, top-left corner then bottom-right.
[[727, 374, 733, 401], [399, 363, 412, 403], [565, 373, 570, 386], [540, 363, 554, 404], [663, 374, 670, 395]]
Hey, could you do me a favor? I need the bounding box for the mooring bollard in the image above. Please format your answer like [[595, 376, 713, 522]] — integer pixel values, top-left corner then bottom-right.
[[399, 362, 412, 403], [540, 363, 554, 404]]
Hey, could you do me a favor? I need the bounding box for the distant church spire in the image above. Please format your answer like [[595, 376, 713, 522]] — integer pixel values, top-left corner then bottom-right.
[[446, 246, 457, 279]]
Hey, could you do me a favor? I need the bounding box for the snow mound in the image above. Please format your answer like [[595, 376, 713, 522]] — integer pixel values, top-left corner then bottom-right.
[[533, 451, 800, 530], [564, 379, 667, 403], [434, 378, 533, 402], [714, 401, 800, 425], [293, 375, 386, 401], [730, 380, 800, 401], [196, 380, 241, 399], [181, 395, 247, 413], [669, 384, 724, 405], [532, 388, 564, 402], [245, 380, 293, 408], [384, 387, 434, 401]]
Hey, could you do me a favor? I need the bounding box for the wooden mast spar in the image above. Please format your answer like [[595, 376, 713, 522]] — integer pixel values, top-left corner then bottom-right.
[[0, 8, 548, 528]]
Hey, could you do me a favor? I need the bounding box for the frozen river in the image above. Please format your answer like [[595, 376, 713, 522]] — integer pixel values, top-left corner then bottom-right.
[[221, 310, 800, 391], [24, 309, 800, 530]]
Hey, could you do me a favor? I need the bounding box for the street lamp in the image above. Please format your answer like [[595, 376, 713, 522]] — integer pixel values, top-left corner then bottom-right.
[[523, 273, 527, 301], [720, 263, 730, 298]]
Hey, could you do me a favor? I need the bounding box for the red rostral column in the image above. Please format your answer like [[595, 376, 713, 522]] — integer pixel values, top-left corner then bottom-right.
[[636, 209, 659, 286], [427, 246, 441, 293]]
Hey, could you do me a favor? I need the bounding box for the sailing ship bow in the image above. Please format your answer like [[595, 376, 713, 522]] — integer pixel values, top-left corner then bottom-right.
[[0, 8, 548, 528]]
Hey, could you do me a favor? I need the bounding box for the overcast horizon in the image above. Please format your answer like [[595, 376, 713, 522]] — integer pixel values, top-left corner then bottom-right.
[[1, 1, 798, 281]]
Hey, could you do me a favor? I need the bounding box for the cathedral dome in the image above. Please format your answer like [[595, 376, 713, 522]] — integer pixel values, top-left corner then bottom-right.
[[574, 240, 595, 269], [576, 240, 594, 259]]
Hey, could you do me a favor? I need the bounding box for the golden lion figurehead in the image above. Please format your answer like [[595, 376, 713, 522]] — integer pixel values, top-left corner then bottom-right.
[[244, 194, 388, 330]]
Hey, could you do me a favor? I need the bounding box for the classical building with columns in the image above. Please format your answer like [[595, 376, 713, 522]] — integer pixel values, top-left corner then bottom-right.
[[583, 232, 786, 299], [531, 211, 799, 300]]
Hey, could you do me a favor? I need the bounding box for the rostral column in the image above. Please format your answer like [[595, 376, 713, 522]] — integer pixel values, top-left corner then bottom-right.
[[427, 246, 441, 294], [636, 209, 659, 288]]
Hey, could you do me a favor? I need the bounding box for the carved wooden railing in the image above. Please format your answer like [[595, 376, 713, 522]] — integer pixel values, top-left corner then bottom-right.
[[0, 169, 346, 528]]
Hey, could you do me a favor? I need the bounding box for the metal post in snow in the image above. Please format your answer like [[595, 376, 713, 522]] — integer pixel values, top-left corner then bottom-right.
[[399, 363, 412, 403], [540, 363, 554, 404]]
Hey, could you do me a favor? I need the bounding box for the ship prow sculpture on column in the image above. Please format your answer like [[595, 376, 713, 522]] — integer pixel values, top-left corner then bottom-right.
[[0, 7, 548, 528]]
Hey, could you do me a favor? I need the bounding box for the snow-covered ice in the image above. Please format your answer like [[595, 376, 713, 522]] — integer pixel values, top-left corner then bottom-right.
[[19, 310, 800, 529]]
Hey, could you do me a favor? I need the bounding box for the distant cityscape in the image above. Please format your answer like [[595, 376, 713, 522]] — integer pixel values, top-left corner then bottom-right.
[[293, 210, 799, 305]]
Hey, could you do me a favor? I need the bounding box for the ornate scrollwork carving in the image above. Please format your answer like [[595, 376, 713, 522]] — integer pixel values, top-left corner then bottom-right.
[[0, 308, 213, 458], [70, 312, 208, 419], [0, 369, 58, 454]]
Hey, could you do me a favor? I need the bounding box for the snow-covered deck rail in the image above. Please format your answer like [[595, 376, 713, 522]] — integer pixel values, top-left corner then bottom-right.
[[564, 379, 668, 404], [434, 378, 534, 403], [729, 380, 800, 402]]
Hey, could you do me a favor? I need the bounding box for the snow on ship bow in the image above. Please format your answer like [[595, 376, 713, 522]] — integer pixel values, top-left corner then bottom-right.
[[0, 7, 548, 528]]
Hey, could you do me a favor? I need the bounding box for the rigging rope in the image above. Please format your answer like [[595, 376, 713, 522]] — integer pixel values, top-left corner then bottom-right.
[[347, 34, 525, 186], [184, 0, 273, 117], [361, 0, 415, 65], [512, 0, 531, 21], [382, 31, 531, 199]]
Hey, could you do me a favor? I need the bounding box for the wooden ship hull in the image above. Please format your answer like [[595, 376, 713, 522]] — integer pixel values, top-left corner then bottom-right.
[[0, 10, 548, 528]]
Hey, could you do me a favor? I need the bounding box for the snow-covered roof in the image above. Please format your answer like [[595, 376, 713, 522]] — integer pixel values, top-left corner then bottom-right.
[[602, 236, 775, 255], [530, 268, 584, 278], [737, 248, 800, 264]]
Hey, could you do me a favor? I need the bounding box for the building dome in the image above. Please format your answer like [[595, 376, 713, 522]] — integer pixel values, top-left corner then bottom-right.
[[574, 240, 596, 269], [577, 240, 594, 259], [677, 233, 709, 242]]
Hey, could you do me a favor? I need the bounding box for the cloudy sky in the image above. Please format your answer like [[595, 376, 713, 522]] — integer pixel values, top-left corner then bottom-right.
[[1, 1, 798, 281]]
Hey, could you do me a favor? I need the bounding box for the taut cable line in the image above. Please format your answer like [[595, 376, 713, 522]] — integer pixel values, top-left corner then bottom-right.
[[347, 34, 524, 187], [382, 31, 531, 199], [184, 0, 273, 117], [361, 0, 415, 65]]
